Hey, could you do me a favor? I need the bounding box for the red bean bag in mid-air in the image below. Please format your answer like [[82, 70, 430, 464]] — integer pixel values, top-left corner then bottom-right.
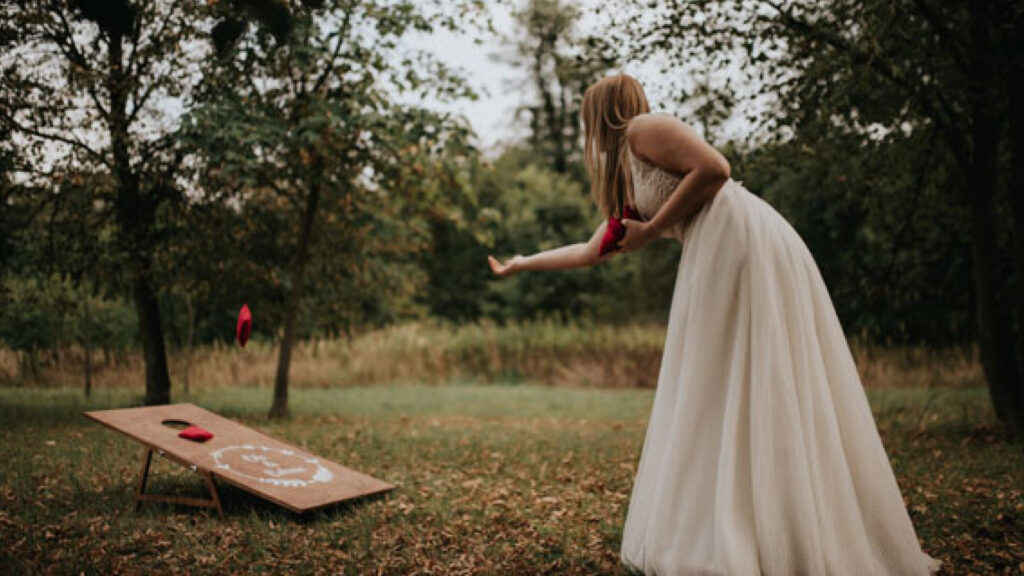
[[236, 304, 252, 348]]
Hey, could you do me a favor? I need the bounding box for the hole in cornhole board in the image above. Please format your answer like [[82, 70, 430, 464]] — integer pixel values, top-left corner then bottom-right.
[[161, 419, 191, 430], [84, 404, 395, 516]]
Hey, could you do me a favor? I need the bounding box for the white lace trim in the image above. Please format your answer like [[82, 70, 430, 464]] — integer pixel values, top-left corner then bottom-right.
[[626, 145, 682, 222]]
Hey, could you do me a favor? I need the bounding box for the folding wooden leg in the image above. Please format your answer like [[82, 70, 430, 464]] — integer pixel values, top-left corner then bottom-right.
[[133, 446, 225, 518], [134, 447, 153, 511], [201, 471, 225, 519]]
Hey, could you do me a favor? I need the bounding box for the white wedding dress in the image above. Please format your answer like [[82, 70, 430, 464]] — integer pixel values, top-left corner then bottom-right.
[[619, 141, 942, 575]]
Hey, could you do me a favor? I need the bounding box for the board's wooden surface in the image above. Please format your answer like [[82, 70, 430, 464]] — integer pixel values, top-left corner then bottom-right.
[[85, 403, 394, 513]]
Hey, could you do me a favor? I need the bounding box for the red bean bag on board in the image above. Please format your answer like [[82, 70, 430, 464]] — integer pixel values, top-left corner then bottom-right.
[[178, 425, 214, 442]]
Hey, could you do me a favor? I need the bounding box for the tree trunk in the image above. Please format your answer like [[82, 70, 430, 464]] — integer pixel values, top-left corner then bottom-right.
[[107, 33, 173, 405], [184, 292, 194, 396], [1003, 10, 1024, 433], [166, 292, 182, 349], [82, 272, 92, 398], [269, 180, 321, 418], [557, 83, 569, 171], [969, 157, 1021, 428], [51, 309, 63, 367], [969, 1, 1023, 432], [135, 271, 172, 404], [534, 43, 566, 174]]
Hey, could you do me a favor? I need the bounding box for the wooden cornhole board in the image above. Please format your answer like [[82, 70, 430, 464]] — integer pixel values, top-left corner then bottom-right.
[[85, 403, 394, 517]]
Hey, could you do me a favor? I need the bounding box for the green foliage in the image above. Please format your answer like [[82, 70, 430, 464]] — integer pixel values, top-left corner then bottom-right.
[[485, 160, 599, 319], [421, 146, 680, 323], [1, 0, 221, 402], [2, 0, 494, 368], [82, 293, 138, 356], [503, 0, 617, 174], [179, 0, 485, 367], [0, 275, 136, 374], [735, 131, 975, 345], [4, 0, 1013, 387], [0, 276, 67, 359], [623, 0, 1020, 354]]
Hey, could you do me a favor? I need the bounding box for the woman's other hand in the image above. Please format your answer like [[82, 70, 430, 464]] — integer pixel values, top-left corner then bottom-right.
[[619, 219, 658, 253], [488, 255, 522, 277]]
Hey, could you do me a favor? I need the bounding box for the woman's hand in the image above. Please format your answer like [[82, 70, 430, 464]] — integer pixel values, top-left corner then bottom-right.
[[488, 254, 522, 277], [619, 219, 658, 253]]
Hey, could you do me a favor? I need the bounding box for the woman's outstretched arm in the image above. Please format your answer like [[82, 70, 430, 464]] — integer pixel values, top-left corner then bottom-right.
[[488, 220, 617, 277]]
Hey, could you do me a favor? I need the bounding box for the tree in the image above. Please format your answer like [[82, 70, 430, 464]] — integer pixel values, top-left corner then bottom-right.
[[682, 65, 735, 146], [459, 145, 681, 324], [627, 0, 1024, 433], [27, 173, 112, 395], [1, 0, 214, 404], [734, 130, 974, 345], [186, 0, 479, 417], [504, 0, 617, 175]]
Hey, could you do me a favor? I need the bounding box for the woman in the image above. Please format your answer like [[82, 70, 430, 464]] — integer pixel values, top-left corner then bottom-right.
[[488, 74, 941, 575]]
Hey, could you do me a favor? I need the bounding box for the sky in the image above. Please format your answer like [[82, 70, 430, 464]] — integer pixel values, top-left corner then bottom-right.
[[5, 0, 763, 179], [405, 3, 526, 152], [406, 1, 762, 154]]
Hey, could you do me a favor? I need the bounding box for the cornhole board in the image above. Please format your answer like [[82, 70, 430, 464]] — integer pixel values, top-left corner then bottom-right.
[[84, 403, 394, 517]]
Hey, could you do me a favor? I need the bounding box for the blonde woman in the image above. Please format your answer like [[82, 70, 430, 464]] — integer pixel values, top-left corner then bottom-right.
[[488, 74, 941, 575]]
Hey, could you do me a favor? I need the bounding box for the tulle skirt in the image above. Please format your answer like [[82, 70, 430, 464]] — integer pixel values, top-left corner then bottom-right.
[[620, 180, 941, 575]]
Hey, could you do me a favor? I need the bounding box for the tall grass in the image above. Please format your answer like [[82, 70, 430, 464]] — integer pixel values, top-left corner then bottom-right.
[[0, 320, 982, 391]]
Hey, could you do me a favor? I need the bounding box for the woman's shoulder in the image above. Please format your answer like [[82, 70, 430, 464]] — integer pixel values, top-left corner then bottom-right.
[[626, 113, 694, 163], [626, 113, 691, 137]]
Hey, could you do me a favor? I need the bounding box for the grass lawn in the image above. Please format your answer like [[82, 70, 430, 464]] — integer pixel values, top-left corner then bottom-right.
[[1, 384, 1022, 575]]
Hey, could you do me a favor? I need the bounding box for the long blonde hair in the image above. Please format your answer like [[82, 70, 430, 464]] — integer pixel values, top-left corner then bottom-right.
[[581, 74, 650, 218]]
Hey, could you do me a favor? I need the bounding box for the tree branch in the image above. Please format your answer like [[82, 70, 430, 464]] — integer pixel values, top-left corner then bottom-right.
[[49, 8, 110, 121], [311, 8, 355, 95], [128, 0, 185, 113], [0, 110, 110, 168], [757, 0, 969, 161], [127, 80, 160, 126]]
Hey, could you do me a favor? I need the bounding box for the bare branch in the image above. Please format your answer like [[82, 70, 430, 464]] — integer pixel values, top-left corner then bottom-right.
[[311, 8, 355, 95], [127, 80, 160, 126], [756, 1, 968, 160], [0, 109, 110, 168], [49, 8, 110, 121], [128, 0, 185, 104]]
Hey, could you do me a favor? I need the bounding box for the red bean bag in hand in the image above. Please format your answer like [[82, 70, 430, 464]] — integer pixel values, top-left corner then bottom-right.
[[598, 206, 642, 256], [178, 425, 214, 442]]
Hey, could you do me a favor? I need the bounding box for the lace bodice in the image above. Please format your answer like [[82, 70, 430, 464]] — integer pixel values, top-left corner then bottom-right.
[[626, 144, 687, 241]]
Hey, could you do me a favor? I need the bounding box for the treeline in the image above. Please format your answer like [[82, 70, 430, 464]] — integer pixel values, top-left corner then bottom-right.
[[0, 129, 977, 371]]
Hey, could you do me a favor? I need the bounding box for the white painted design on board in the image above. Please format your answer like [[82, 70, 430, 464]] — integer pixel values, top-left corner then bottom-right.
[[210, 445, 334, 487]]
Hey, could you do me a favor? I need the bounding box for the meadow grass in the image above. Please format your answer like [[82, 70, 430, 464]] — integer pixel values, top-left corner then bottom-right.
[[0, 320, 984, 391], [0, 383, 1021, 575], [0, 322, 1014, 573]]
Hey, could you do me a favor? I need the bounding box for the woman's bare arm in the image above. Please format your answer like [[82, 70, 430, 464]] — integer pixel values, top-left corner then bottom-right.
[[488, 220, 617, 277], [619, 114, 730, 252]]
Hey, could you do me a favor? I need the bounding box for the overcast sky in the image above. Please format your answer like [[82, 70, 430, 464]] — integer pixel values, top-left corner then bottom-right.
[[406, 2, 710, 153], [405, 1, 762, 155], [405, 3, 525, 152], [8, 0, 761, 175]]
